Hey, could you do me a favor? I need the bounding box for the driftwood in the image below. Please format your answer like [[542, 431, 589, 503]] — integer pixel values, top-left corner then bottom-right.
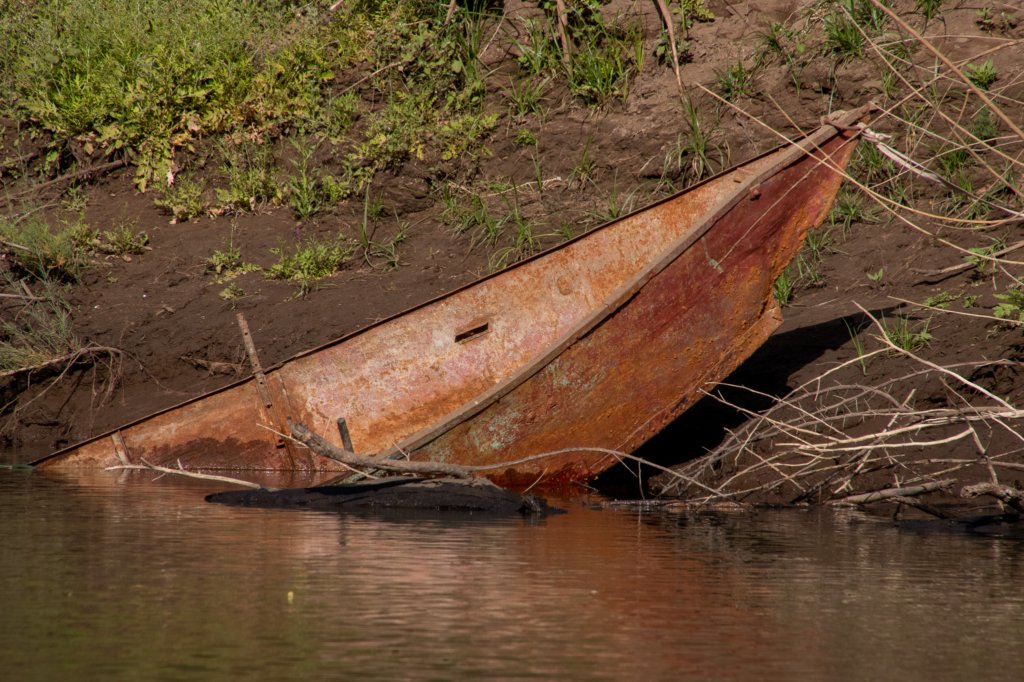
[[961, 483, 1024, 515], [654, 302, 1024, 510], [104, 458, 552, 515], [830, 479, 954, 505], [206, 477, 553, 515]]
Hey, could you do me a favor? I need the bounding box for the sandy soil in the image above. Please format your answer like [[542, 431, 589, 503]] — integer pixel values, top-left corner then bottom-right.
[[3, 1, 1023, 508]]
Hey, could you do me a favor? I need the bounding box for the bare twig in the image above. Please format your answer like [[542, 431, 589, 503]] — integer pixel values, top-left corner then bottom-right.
[[1, 240, 30, 252], [831, 479, 955, 505], [105, 459, 269, 490], [0, 159, 127, 208]]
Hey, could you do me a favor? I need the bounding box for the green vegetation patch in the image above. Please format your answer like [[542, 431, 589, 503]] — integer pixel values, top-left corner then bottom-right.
[[0, 0, 499, 196]]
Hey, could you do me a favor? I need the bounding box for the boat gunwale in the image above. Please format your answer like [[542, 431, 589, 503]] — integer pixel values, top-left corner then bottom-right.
[[31, 105, 874, 468]]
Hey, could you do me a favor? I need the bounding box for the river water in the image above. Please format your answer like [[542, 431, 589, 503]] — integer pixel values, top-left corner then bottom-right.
[[2, 468, 1023, 681]]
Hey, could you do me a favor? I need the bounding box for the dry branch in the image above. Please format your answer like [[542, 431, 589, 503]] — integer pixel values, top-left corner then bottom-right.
[[291, 421, 475, 478], [0, 159, 126, 208], [105, 460, 269, 490], [656, 345, 1024, 507], [830, 479, 954, 505]]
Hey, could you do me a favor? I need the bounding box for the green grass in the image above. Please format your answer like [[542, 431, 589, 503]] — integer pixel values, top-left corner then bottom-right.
[[0, 1, 334, 189], [963, 236, 1007, 275], [994, 286, 1024, 324], [916, 0, 945, 24], [218, 142, 281, 211], [569, 141, 597, 189], [844, 319, 870, 375], [829, 185, 879, 232], [288, 139, 325, 221], [505, 77, 551, 119], [820, 0, 891, 62], [99, 225, 149, 258], [488, 192, 542, 271], [566, 31, 638, 105], [715, 58, 755, 101], [351, 186, 408, 268], [513, 6, 643, 106], [514, 129, 539, 148], [964, 59, 998, 90], [206, 235, 259, 282], [266, 236, 355, 296], [514, 16, 562, 77], [155, 178, 206, 223], [822, 10, 865, 60], [591, 181, 640, 223], [882, 314, 933, 351], [976, 8, 1020, 33], [0, 0, 500, 202], [662, 98, 729, 188], [922, 291, 956, 309], [773, 267, 795, 307], [969, 108, 999, 142], [0, 216, 90, 282], [440, 186, 501, 241]]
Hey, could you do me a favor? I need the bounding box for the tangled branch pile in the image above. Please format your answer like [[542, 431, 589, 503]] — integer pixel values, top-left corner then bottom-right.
[[652, 300, 1024, 516]]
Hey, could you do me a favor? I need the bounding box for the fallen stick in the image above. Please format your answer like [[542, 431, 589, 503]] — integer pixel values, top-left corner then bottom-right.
[[106, 459, 270, 490], [0, 292, 44, 302], [0, 158, 127, 208], [291, 422, 475, 478], [1, 240, 30, 252], [830, 479, 954, 505], [911, 239, 1024, 282]]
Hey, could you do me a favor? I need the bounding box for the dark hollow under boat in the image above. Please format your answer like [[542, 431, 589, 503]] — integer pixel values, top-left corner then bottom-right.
[[33, 105, 874, 488]]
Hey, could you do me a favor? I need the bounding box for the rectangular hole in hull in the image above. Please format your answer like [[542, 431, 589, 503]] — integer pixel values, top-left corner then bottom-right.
[[455, 322, 489, 343]]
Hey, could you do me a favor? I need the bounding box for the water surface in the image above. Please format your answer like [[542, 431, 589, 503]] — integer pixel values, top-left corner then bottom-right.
[[1, 469, 1022, 680]]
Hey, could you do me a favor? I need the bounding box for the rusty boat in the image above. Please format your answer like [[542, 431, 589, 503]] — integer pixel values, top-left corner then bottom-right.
[[33, 105, 873, 487]]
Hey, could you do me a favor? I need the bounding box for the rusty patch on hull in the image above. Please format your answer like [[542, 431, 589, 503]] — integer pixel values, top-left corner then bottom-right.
[[404, 133, 856, 485], [33, 107, 869, 488]]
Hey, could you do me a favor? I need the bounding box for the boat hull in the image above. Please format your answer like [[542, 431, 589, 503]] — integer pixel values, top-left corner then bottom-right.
[[33, 110, 866, 487]]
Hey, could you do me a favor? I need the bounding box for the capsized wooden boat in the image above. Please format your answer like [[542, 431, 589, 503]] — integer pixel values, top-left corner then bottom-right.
[[34, 105, 874, 487]]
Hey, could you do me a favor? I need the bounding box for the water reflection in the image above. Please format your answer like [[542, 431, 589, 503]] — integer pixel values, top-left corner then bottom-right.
[[2, 470, 1023, 681]]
